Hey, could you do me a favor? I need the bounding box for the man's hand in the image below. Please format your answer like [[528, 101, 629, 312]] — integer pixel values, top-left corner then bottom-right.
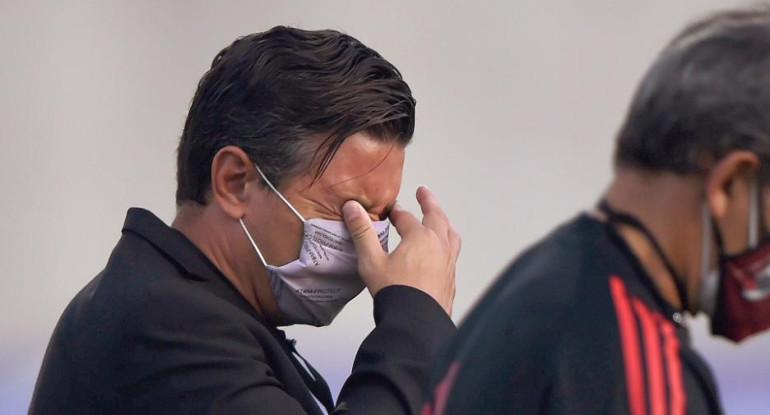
[[342, 186, 460, 316]]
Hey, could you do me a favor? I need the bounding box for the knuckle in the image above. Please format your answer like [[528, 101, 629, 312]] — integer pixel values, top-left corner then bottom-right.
[[423, 228, 447, 247], [350, 224, 371, 241]]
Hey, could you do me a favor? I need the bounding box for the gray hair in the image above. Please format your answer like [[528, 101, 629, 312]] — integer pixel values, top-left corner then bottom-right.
[[614, 6, 770, 174]]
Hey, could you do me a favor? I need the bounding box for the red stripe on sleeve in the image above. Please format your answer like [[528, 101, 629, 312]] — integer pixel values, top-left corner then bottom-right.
[[658, 316, 687, 415], [632, 298, 666, 415], [609, 276, 647, 415], [421, 361, 460, 415]]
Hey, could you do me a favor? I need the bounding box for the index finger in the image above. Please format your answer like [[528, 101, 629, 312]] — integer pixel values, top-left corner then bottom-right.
[[388, 203, 421, 237], [416, 186, 450, 240]]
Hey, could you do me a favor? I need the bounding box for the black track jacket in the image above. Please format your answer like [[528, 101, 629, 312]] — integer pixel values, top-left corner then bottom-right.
[[424, 214, 723, 415]]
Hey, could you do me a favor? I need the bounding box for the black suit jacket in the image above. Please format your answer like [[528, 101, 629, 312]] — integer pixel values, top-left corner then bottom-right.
[[30, 208, 455, 414]]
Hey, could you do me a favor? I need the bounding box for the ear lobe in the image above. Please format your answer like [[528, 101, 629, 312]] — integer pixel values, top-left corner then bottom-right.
[[705, 150, 759, 220], [210, 146, 256, 220]]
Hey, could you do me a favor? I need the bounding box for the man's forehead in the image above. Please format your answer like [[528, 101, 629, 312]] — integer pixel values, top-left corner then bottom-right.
[[297, 135, 405, 212], [307, 133, 403, 179]]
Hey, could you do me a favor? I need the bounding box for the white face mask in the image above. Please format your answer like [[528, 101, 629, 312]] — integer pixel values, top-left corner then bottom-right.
[[239, 164, 389, 326]]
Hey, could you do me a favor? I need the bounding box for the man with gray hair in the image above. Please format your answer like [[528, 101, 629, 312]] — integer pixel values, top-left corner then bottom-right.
[[425, 7, 770, 414]]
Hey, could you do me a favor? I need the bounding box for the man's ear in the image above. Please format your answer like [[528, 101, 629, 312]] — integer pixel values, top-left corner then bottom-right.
[[210, 146, 258, 219], [705, 150, 759, 220]]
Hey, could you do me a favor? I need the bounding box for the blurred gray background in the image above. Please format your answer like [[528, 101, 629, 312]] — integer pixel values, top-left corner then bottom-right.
[[1, 1, 768, 413]]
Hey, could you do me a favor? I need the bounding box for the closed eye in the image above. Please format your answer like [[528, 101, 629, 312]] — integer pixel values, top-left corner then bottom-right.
[[352, 200, 395, 221], [379, 201, 396, 221]]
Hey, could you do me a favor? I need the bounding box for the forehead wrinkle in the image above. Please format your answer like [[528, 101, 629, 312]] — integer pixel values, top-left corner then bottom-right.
[[324, 144, 396, 189]]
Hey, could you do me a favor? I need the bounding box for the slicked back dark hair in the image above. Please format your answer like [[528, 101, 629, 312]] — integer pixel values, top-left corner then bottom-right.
[[176, 26, 416, 205], [614, 6, 770, 173]]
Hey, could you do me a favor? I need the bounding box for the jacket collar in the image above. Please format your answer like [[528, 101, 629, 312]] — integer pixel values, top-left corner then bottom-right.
[[120, 208, 324, 410], [121, 207, 269, 325]]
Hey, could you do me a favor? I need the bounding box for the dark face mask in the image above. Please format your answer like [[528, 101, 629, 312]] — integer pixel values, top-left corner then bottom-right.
[[700, 180, 770, 342]]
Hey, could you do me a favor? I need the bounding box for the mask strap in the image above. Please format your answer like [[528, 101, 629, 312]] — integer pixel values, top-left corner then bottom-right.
[[701, 203, 713, 282], [749, 176, 759, 248], [253, 163, 306, 222], [239, 218, 269, 267], [698, 203, 722, 316], [599, 200, 691, 311]]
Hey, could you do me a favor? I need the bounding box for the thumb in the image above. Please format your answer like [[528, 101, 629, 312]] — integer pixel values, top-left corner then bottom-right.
[[342, 200, 384, 264]]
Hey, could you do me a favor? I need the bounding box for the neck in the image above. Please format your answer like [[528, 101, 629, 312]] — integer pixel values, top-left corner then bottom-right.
[[601, 167, 703, 310], [172, 203, 270, 317]]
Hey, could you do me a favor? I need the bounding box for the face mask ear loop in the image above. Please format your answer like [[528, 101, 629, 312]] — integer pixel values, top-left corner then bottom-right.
[[749, 176, 759, 248], [698, 202, 721, 317], [701, 203, 713, 283], [239, 218, 270, 268], [253, 163, 306, 223]]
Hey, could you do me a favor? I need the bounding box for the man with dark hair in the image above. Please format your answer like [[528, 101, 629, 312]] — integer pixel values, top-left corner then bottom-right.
[[30, 27, 460, 414], [425, 7, 770, 415]]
